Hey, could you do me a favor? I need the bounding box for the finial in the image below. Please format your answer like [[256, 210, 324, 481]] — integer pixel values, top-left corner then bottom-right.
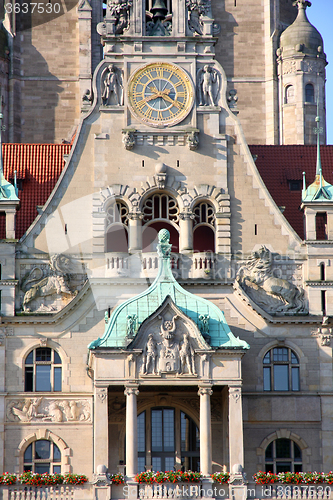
[[156, 228, 172, 260], [293, 0, 311, 9], [302, 171, 306, 192], [314, 93, 323, 177]]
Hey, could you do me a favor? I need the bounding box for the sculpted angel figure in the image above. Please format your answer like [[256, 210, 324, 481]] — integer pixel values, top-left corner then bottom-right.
[[197, 65, 220, 106], [102, 65, 124, 106]]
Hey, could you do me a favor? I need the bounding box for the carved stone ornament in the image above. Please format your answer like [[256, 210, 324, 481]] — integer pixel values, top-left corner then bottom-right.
[[187, 130, 199, 151], [97, 388, 108, 403], [122, 129, 136, 150], [197, 66, 220, 106], [311, 316, 333, 346], [235, 246, 307, 316], [198, 386, 213, 397], [186, 0, 212, 35], [82, 89, 93, 105], [227, 89, 238, 114], [20, 254, 82, 313], [303, 60, 324, 75], [101, 65, 124, 106], [107, 0, 132, 34], [282, 60, 297, 75], [229, 464, 247, 485], [124, 386, 139, 397], [229, 387, 241, 402], [6, 398, 91, 423]]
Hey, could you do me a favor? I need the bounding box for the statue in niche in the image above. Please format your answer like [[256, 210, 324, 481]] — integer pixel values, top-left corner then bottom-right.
[[102, 65, 124, 106], [180, 333, 196, 375], [21, 254, 77, 313], [107, 0, 133, 34], [236, 246, 307, 315], [141, 333, 158, 375], [158, 315, 180, 373], [197, 65, 220, 106]]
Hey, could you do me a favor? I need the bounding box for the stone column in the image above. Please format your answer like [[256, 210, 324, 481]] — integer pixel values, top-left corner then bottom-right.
[[128, 213, 142, 253], [125, 384, 139, 478], [228, 386, 244, 470], [179, 212, 193, 253], [198, 385, 213, 476], [94, 387, 109, 472]]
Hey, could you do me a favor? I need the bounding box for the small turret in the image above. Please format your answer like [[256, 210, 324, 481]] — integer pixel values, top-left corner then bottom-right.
[[277, 0, 327, 145]]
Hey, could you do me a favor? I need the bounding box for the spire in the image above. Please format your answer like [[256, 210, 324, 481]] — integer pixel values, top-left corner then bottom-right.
[[314, 98, 323, 179]]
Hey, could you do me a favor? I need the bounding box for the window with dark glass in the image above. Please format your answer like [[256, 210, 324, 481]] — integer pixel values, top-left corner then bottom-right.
[[265, 439, 302, 473], [24, 440, 61, 473], [25, 348, 62, 392], [137, 408, 200, 473], [263, 347, 299, 391], [305, 84, 314, 103]]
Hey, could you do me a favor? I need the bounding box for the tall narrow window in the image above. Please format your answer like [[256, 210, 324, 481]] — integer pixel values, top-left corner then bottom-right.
[[263, 347, 300, 392], [320, 263, 325, 281], [24, 440, 61, 473], [285, 85, 294, 104], [321, 290, 326, 316], [25, 348, 62, 392], [316, 212, 327, 240], [305, 84, 314, 103]]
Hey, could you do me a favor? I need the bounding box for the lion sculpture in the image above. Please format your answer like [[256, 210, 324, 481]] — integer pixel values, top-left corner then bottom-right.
[[236, 246, 306, 315], [21, 254, 76, 312]]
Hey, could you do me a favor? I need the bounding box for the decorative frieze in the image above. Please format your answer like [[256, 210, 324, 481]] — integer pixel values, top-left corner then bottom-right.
[[6, 398, 91, 423]]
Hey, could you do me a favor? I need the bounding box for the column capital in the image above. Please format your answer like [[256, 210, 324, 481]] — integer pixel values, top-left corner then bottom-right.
[[124, 384, 139, 396], [229, 386, 242, 402], [179, 211, 195, 221], [198, 385, 213, 397], [128, 212, 143, 221], [96, 387, 108, 403]]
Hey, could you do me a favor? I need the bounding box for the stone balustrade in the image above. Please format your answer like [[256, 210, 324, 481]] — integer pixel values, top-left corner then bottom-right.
[[1, 485, 91, 500]]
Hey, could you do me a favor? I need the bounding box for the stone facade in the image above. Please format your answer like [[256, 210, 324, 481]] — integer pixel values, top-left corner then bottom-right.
[[0, 0, 332, 491]]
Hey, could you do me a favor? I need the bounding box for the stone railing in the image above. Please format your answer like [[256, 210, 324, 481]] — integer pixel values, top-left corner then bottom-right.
[[1, 485, 92, 500], [104, 252, 224, 280], [247, 483, 333, 500]]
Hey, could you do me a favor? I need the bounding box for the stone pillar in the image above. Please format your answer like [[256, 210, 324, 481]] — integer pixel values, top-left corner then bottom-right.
[[125, 384, 139, 478], [78, 0, 92, 103], [179, 212, 193, 253], [198, 385, 213, 476], [5, 209, 16, 239], [228, 386, 244, 470], [94, 387, 109, 472], [128, 214, 142, 253]]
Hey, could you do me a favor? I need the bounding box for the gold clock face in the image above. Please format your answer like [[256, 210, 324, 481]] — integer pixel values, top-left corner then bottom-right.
[[127, 62, 194, 127]]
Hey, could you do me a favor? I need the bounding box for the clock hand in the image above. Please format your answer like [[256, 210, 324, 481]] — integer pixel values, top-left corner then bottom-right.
[[161, 93, 184, 109]]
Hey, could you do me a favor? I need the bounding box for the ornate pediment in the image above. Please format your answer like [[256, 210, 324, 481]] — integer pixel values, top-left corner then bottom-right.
[[129, 295, 210, 377]]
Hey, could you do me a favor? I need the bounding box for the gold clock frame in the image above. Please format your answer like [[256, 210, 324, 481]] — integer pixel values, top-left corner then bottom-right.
[[127, 62, 194, 128]]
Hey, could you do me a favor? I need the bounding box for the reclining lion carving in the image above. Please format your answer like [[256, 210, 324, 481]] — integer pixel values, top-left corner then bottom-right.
[[236, 246, 307, 315], [21, 254, 77, 312]]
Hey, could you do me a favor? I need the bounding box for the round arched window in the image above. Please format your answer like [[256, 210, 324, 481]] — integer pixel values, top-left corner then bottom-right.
[[265, 438, 302, 473], [25, 348, 62, 392], [263, 347, 299, 391], [24, 440, 61, 473]]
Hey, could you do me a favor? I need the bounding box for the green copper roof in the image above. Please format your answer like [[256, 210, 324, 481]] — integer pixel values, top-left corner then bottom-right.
[[302, 112, 333, 203], [88, 229, 249, 350]]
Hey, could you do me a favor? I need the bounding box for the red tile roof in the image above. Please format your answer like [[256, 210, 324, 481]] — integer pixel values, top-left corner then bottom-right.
[[249, 145, 333, 239], [1, 143, 71, 239], [1, 143, 332, 241]]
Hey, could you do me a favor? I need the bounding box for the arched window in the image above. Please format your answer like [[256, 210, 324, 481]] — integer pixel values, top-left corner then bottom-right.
[[193, 201, 215, 252], [24, 440, 61, 473], [106, 201, 129, 252], [137, 408, 200, 473], [142, 194, 180, 252], [265, 438, 302, 473], [305, 84, 314, 103], [285, 85, 294, 104], [263, 347, 299, 391], [25, 348, 62, 392]]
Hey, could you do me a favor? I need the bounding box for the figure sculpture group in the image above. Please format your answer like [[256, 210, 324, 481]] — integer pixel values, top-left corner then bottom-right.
[[141, 315, 196, 376]]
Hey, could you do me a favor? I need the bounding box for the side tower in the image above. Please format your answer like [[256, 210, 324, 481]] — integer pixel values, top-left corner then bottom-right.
[[277, 0, 327, 145]]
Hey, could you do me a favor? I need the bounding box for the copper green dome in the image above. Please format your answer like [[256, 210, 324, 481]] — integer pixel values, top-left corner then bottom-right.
[[279, 0, 325, 59]]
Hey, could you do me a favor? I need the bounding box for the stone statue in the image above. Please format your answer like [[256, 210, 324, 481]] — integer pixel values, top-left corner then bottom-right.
[[197, 65, 220, 106], [107, 0, 133, 34], [82, 89, 92, 104], [102, 65, 123, 106], [236, 246, 307, 315], [141, 333, 157, 375], [21, 254, 77, 313], [180, 333, 196, 375], [122, 130, 136, 150], [186, 0, 211, 35], [127, 314, 137, 337]]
